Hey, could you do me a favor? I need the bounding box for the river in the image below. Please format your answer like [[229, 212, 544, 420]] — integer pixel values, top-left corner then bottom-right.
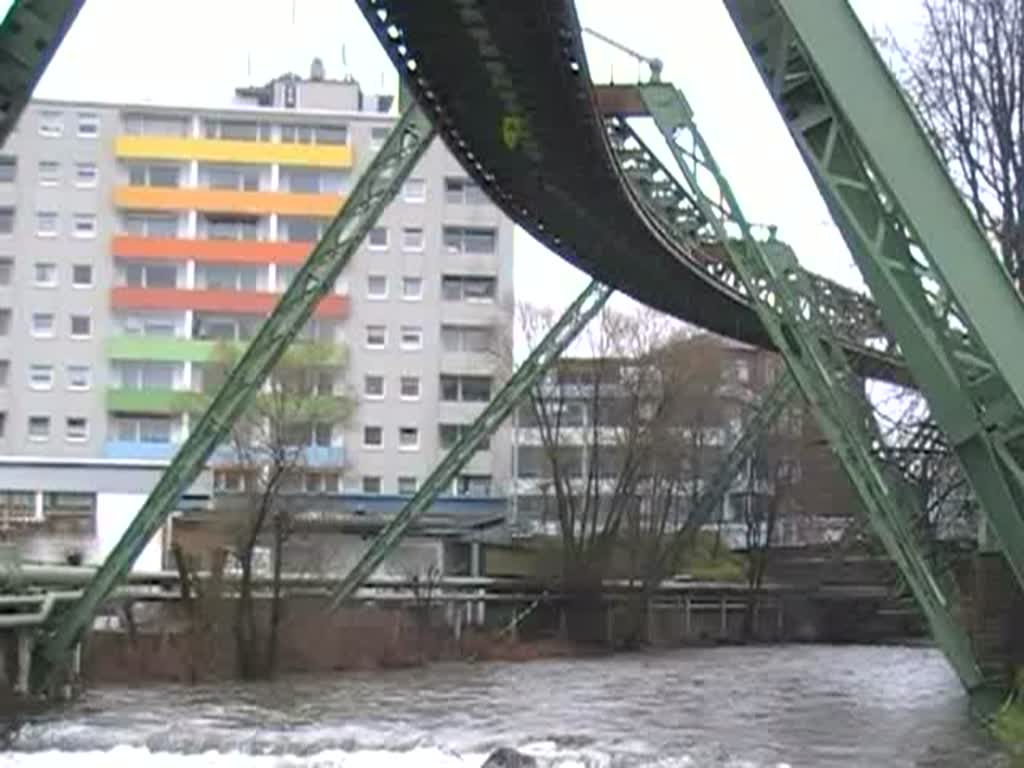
[[0, 645, 1009, 767]]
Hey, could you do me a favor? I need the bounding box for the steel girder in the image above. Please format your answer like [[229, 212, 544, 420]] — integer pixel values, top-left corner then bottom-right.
[[638, 83, 984, 692], [325, 280, 613, 610], [33, 105, 436, 692], [723, 0, 1024, 592], [0, 0, 84, 143]]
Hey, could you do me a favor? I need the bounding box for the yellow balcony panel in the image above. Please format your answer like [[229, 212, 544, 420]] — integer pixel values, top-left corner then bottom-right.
[[114, 185, 345, 217], [115, 135, 353, 168]]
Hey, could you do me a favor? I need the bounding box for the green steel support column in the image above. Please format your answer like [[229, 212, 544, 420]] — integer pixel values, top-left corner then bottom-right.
[[34, 105, 436, 690], [326, 280, 614, 610], [639, 84, 984, 691], [723, 0, 1024, 590]]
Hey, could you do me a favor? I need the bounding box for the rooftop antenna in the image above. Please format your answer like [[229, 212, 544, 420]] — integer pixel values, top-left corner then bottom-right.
[[582, 27, 663, 83]]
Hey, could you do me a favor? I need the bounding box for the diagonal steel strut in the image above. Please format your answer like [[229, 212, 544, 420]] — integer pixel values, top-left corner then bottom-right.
[[637, 84, 983, 691], [724, 0, 1024, 599], [326, 280, 614, 611], [33, 106, 436, 692]]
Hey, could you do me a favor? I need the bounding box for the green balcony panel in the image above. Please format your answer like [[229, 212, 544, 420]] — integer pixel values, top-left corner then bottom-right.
[[107, 337, 218, 363], [106, 387, 197, 414]]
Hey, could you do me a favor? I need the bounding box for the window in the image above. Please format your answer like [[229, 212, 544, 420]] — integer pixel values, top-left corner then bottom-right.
[[304, 472, 340, 494], [442, 274, 497, 302], [33, 262, 57, 287], [363, 425, 383, 447], [128, 163, 180, 188], [0, 157, 15, 183], [281, 124, 349, 145], [0, 259, 10, 285], [65, 417, 88, 441], [370, 126, 389, 151], [77, 112, 99, 138], [36, 211, 58, 237], [204, 119, 270, 141], [367, 226, 389, 249], [71, 264, 93, 288], [193, 314, 261, 342], [74, 162, 97, 187], [0, 209, 12, 236], [28, 416, 50, 441], [362, 476, 381, 494], [28, 364, 54, 390], [366, 274, 388, 299], [401, 227, 424, 251], [398, 426, 419, 450], [457, 474, 492, 497], [66, 364, 91, 390], [443, 226, 497, 254], [196, 263, 262, 291], [365, 325, 387, 349], [70, 315, 92, 339], [0, 360, 7, 388], [0, 413, 5, 439], [402, 178, 426, 203], [38, 161, 60, 186], [397, 476, 418, 495], [115, 361, 177, 390], [0, 309, 10, 335], [114, 416, 173, 444], [122, 113, 189, 137], [440, 423, 489, 451], [72, 214, 97, 239], [39, 111, 63, 138], [123, 212, 179, 237], [280, 167, 347, 195], [205, 164, 259, 191], [200, 213, 260, 241], [118, 312, 181, 338], [441, 324, 494, 353], [401, 276, 423, 300], [364, 375, 385, 399], [280, 215, 327, 243], [399, 325, 423, 350], [440, 375, 492, 403], [120, 261, 179, 288], [31, 313, 55, 338], [444, 177, 488, 205], [399, 376, 420, 400]]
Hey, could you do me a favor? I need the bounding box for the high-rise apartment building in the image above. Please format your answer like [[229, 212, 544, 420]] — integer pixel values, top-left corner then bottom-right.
[[0, 66, 514, 567]]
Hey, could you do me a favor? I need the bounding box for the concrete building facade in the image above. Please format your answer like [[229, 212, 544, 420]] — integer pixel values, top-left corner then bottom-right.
[[0, 67, 514, 568]]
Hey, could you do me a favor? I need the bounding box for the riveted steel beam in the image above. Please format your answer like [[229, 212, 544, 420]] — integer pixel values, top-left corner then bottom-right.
[[723, 0, 1024, 593], [640, 83, 983, 692]]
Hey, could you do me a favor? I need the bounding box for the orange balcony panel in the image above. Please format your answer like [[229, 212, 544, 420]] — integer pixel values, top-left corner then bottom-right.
[[112, 235, 312, 265], [114, 186, 344, 217], [111, 286, 348, 317]]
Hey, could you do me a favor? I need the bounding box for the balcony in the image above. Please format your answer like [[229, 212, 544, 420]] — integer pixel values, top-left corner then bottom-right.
[[108, 336, 218, 363], [110, 286, 349, 317], [115, 135, 353, 168], [114, 185, 344, 217], [210, 444, 344, 468], [106, 387, 196, 414], [103, 441, 178, 460], [112, 235, 311, 265]]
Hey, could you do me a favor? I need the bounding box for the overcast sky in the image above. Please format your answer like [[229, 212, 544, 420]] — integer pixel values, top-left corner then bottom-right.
[[34, 0, 925, 317]]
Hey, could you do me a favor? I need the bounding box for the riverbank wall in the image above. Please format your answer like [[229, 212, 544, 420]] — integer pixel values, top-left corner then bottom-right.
[[80, 589, 924, 685]]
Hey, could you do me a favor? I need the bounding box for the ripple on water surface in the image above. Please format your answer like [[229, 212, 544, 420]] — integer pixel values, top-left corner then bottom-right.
[[0, 645, 1011, 767]]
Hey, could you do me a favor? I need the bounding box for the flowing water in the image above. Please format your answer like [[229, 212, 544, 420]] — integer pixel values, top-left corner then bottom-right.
[[0, 645, 1009, 767]]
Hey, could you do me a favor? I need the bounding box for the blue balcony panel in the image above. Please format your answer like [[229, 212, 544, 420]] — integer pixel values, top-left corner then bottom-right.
[[104, 440, 179, 460]]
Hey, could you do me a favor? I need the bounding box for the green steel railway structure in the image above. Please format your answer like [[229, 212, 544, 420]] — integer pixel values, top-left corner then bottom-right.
[[4, 0, 1024, 703]]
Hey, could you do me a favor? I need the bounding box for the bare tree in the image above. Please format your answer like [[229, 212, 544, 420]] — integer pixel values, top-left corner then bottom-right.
[[518, 304, 734, 643], [886, 0, 1024, 290], [190, 340, 353, 679]]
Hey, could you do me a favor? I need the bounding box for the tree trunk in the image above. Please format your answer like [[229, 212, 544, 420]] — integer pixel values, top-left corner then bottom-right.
[[235, 552, 258, 679], [266, 514, 286, 678]]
